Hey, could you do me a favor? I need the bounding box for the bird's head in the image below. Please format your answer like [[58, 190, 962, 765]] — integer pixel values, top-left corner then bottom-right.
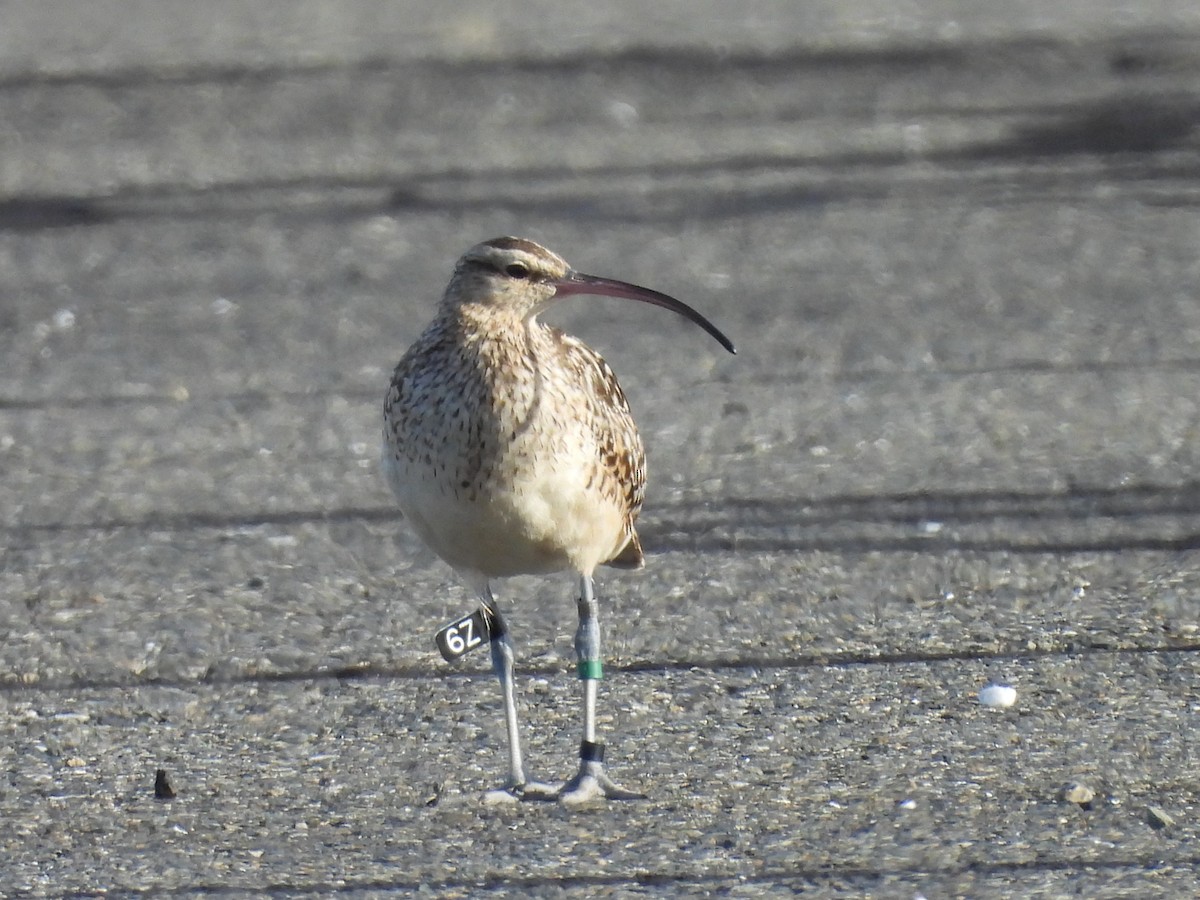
[[442, 236, 736, 354], [445, 237, 569, 318]]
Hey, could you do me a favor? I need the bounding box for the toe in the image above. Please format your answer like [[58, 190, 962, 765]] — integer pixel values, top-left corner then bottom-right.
[[515, 780, 561, 801], [482, 779, 560, 804], [559, 777, 604, 807], [483, 786, 521, 805], [558, 768, 646, 805]]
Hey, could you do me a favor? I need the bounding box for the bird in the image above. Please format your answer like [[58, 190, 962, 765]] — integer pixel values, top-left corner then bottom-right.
[[382, 236, 735, 804]]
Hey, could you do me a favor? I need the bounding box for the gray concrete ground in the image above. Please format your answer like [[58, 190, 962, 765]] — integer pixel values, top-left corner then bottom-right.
[[2, 3, 1200, 896]]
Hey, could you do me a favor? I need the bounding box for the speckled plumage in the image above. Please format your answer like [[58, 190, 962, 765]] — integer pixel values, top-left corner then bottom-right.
[[383, 238, 645, 580]]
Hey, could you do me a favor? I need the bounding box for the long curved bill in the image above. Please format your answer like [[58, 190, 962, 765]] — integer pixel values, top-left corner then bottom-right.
[[553, 271, 736, 355]]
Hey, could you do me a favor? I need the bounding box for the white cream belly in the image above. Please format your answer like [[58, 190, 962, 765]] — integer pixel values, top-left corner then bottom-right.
[[382, 439, 626, 578]]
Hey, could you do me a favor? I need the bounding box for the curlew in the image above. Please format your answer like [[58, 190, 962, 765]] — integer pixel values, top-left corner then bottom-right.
[[382, 237, 735, 803]]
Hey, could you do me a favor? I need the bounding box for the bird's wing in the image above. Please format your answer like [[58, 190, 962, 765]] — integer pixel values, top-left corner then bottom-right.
[[555, 334, 647, 559]]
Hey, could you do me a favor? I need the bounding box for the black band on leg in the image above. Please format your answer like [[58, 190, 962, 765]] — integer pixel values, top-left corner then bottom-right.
[[483, 606, 507, 640], [580, 740, 605, 763]]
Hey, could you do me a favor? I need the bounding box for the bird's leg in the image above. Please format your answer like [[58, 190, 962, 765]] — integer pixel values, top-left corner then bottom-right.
[[480, 589, 557, 803], [558, 574, 646, 804]]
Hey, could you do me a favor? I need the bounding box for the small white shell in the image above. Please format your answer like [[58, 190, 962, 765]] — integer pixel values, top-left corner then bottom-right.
[[979, 683, 1017, 708]]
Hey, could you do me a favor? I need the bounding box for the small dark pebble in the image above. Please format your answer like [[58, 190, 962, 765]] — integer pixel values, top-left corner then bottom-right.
[[424, 782, 442, 807], [155, 768, 177, 800], [1147, 806, 1174, 830]]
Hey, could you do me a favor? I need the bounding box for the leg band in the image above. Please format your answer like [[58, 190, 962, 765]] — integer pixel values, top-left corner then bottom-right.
[[484, 606, 506, 639], [580, 740, 605, 763], [577, 660, 603, 680]]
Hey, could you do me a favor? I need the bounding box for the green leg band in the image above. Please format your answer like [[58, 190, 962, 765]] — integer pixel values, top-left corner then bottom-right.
[[577, 660, 603, 680]]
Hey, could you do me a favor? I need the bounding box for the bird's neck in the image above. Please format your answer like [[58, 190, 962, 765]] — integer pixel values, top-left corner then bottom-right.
[[441, 303, 548, 355]]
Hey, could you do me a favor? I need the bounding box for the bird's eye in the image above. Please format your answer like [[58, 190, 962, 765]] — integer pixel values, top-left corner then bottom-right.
[[505, 263, 530, 279]]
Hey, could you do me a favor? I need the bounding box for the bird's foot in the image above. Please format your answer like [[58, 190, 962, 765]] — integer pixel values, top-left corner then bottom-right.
[[558, 760, 646, 806], [482, 779, 560, 805]]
